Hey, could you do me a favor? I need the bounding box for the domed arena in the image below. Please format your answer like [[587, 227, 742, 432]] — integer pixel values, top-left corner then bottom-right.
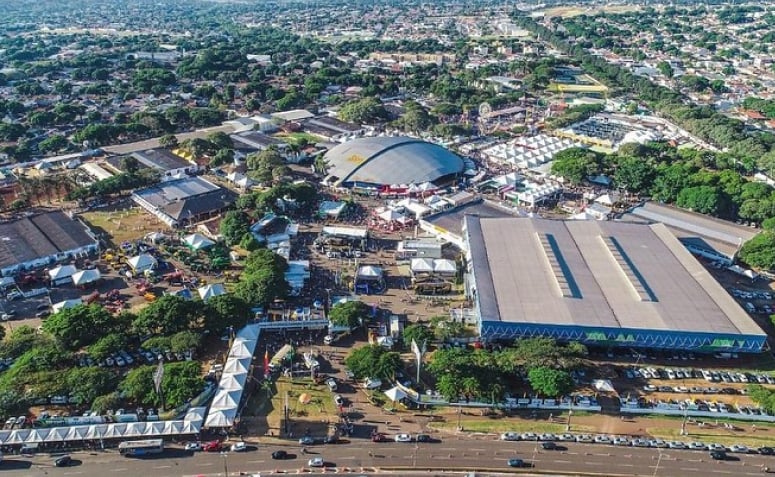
[[323, 136, 465, 188]]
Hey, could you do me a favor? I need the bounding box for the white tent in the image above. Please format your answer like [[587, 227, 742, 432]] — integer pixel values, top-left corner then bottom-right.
[[128, 254, 157, 272], [52, 298, 83, 313], [410, 258, 434, 273], [44, 427, 68, 442], [48, 264, 78, 282], [384, 386, 408, 402], [7, 430, 29, 444], [204, 324, 260, 428], [198, 283, 226, 302], [64, 426, 86, 441], [25, 429, 45, 442], [378, 209, 404, 223], [125, 422, 146, 437], [144, 232, 168, 243], [357, 265, 383, 280], [433, 259, 457, 275], [86, 425, 107, 440], [184, 233, 215, 250], [72, 268, 101, 286]]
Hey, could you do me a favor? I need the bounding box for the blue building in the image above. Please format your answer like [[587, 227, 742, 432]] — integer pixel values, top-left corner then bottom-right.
[[464, 216, 767, 353]]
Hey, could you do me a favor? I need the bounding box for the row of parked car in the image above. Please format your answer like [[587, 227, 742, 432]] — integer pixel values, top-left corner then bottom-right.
[[499, 431, 774, 455], [626, 366, 774, 385], [76, 348, 193, 369], [637, 397, 769, 415], [642, 385, 746, 395]]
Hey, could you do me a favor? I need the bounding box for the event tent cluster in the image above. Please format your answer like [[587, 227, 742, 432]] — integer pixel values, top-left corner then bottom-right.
[[0, 407, 206, 446], [48, 265, 102, 286], [204, 324, 261, 428], [482, 134, 580, 170]]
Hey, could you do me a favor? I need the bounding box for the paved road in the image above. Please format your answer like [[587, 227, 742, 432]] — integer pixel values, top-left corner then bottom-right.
[[2, 437, 774, 477]]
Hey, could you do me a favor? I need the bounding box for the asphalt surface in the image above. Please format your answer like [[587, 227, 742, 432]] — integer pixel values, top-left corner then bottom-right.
[[3, 436, 775, 477]]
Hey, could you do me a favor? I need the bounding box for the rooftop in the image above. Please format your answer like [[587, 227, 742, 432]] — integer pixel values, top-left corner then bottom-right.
[[133, 177, 237, 221], [231, 131, 286, 150], [0, 211, 97, 270], [466, 216, 765, 337], [424, 199, 518, 238], [131, 148, 192, 172]]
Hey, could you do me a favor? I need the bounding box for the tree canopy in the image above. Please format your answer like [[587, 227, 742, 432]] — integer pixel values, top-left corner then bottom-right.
[[328, 301, 370, 329], [344, 345, 401, 381]]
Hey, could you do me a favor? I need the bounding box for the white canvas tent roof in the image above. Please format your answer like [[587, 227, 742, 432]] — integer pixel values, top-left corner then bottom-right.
[[433, 259, 456, 274], [357, 265, 383, 279], [384, 386, 407, 402], [410, 258, 434, 273], [184, 233, 215, 250], [128, 254, 156, 272], [198, 283, 226, 302], [52, 298, 83, 313], [48, 264, 78, 281], [72, 268, 101, 286], [204, 324, 260, 428]]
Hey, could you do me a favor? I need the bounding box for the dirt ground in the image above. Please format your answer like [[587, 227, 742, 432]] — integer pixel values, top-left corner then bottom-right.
[[80, 204, 169, 247]]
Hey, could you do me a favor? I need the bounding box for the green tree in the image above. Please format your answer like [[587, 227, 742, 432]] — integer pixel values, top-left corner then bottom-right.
[[527, 366, 573, 397], [239, 233, 261, 251], [119, 365, 155, 404], [739, 232, 775, 270], [206, 131, 233, 150], [246, 148, 284, 184], [42, 304, 116, 350], [159, 134, 179, 148], [38, 135, 69, 153], [66, 367, 119, 405], [88, 333, 128, 361], [436, 373, 462, 402], [91, 392, 120, 414], [205, 294, 251, 333], [132, 295, 203, 335], [401, 323, 433, 349], [0, 325, 41, 359], [234, 268, 289, 306], [161, 361, 204, 408], [0, 390, 29, 420], [328, 301, 370, 329], [676, 185, 723, 215], [550, 148, 600, 185], [344, 345, 400, 381], [243, 248, 288, 276], [430, 315, 465, 340], [338, 97, 387, 124], [613, 156, 655, 193], [170, 330, 201, 353], [219, 210, 251, 246]]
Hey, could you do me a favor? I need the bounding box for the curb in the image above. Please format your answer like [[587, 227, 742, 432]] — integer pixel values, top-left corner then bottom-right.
[[378, 466, 638, 476]]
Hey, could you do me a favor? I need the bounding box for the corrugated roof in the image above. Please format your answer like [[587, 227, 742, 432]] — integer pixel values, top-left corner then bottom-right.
[[466, 216, 765, 337], [325, 137, 464, 186]]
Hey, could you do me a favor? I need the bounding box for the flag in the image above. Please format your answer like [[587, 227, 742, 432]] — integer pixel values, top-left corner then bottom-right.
[[153, 360, 164, 393], [264, 349, 270, 377]]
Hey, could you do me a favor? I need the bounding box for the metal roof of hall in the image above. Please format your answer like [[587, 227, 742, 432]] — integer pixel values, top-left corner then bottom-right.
[[465, 216, 764, 337]]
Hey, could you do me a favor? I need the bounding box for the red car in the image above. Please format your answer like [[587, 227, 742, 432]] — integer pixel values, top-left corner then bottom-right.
[[371, 433, 387, 443], [203, 441, 222, 452]]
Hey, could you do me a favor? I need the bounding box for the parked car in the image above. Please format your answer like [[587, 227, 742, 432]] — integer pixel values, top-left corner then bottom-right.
[[541, 441, 557, 450], [308, 457, 324, 467], [299, 436, 315, 445], [203, 441, 221, 452], [710, 450, 728, 460], [371, 433, 387, 443], [416, 434, 433, 443], [729, 444, 749, 453], [326, 378, 337, 392], [333, 395, 344, 407], [688, 442, 707, 450], [508, 458, 527, 468], [185, 442, 201, 451], [54, 455, 72, 467], [500, 432, 519, 441], [394, 433, 413, 443], [231, 442, 247, 452]]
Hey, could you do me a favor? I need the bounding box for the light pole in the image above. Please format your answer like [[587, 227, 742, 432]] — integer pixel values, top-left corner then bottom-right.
[[221, 451, 229, 476], [680, 407, 688, 436]]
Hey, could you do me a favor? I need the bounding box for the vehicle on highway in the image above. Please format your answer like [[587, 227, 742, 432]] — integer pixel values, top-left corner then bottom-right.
[[710, 450, 728, 460], [508, 458, 527, 468], [759, 446, 775, 455], [729, 444, 749, 453], [118, 439, 164, 456], [272, 450, 289, 460], [708, 443, 726, 452], [203, 441, 222, 452], [308, 457, 324, 467], [371, 432, 387, 442], [541, 441, 557, 450], [299, 436, 315, 445], [575, 435, 593, 443], [539, 433, 557, 441], [416, 434, 433, 443], [394, 433, 413, 442], [54, 455, 72, 467], [500, 432, 519, 441], [520, 432, 538, 441], [231, 442, 247, 452], [632, 439, 650, 447], [184, 442, 201, 451]]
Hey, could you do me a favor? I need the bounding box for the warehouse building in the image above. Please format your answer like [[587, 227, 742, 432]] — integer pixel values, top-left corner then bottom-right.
[[464, 216, 767, 353]]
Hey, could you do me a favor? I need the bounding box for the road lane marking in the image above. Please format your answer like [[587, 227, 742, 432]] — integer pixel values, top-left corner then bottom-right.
[[247, 460, 265, 463], [112, 469, 128, 472], [198, 463, 214, 466], [153, 465, 171, 469], [553, 460, 571, 463], [63, 473, 83, 476], [584, 462, 604, 466], [681, 468, 700, 472]]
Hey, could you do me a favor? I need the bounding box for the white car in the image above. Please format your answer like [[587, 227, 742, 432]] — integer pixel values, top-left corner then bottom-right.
[[308, 457, 324, 467], [688, 442, 707, 450], [613, 437, 630, 446], [593, 435, 611, 444], [394, 433, 413, 443], [500, 432, 519, 441], [575, 435, 594, 443], [333, 394, 344, 407], [729, 444, 749, 453], [539, 433, 557, 441], [326, 378, 337, 391], [520, 432, 537, 441], [323, 335, 334, 345], [708, 443, 725, 451], [185, 442, 201, 451], [557, 433, 575, 441], [668, 441, 686, 449]]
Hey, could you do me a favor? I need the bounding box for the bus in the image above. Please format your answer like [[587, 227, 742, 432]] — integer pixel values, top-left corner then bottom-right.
[[118, 439, 164, 456]]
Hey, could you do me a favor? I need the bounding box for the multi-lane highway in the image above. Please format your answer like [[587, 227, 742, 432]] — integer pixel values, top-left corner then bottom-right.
[[2, 435, 774, 477]]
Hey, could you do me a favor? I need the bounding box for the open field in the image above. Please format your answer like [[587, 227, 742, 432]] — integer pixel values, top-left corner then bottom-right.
[[431, 418, 595, 435], [540, 5, 641, 18], [80, 206, 167, 246]]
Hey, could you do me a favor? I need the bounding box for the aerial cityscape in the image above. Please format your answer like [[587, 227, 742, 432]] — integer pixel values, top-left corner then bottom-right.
[[3, 0, 775, 476]]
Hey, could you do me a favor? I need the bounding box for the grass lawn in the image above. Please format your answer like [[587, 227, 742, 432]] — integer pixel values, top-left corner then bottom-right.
[[431, 418, 594, 435], [276, 132, 321, 147], [251, 376, 339, 432], [80, 207, 167, 247]]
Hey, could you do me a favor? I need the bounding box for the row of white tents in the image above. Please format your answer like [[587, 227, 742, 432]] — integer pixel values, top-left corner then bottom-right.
[[48, 265, 101, 286], [0, 407, 206, 445], [482, 135, 580, 170], [204, 324, 261, 428]]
